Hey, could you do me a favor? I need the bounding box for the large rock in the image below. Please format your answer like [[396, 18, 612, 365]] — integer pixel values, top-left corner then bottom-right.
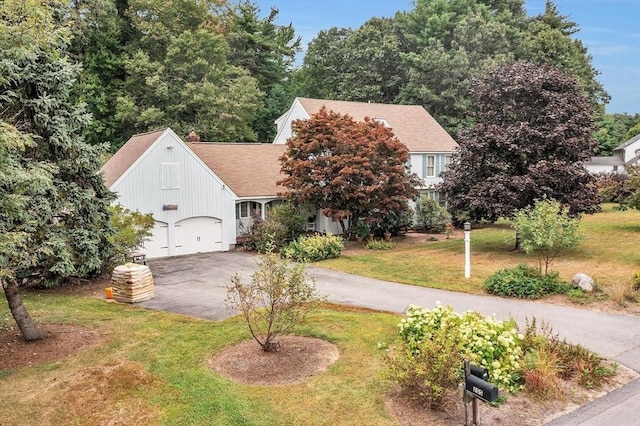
[[572, 273, 594, 292]]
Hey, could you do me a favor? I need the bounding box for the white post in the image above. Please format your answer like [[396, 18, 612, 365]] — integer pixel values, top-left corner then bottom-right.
[[464, 222, 471, 279]]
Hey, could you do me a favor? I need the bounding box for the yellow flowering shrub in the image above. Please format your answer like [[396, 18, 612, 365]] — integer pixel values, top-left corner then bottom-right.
[[398, 303, 524, 392]]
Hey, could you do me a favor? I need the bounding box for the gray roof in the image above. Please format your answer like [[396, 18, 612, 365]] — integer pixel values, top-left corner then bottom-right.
[[613, 133, 640, 151], [587, 156, 625, 165]]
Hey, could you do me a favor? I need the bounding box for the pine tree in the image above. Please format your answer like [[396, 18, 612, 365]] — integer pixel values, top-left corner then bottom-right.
[[0, 0, 115, 340]]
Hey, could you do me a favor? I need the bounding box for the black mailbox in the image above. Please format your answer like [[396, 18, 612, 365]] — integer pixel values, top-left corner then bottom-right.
[[465, 374, 499, 402], [470, 364, 489, 381]]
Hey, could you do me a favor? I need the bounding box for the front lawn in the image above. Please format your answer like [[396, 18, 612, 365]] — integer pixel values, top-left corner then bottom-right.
[[320, 204, 640, 305]]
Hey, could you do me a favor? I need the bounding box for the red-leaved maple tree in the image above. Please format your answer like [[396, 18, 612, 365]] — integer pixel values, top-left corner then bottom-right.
[[278, 107, 420, 237]]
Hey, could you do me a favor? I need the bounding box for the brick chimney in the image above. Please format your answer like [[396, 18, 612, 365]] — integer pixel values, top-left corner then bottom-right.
[[186, 131, 200, 142]]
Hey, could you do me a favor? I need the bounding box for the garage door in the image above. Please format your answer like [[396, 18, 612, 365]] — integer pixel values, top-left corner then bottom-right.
[[141, 220, 169, 258], [175, 216, 223, 256]]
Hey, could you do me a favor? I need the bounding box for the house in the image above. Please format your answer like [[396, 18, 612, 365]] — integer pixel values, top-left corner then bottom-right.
[[274, 97, 459, 202], [586, 133, 640, 174], [101, 128, 288, 258], [102, 99, 458, 258]]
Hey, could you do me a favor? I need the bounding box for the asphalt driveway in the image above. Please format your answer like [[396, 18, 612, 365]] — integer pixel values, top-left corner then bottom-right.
[[141, 251, 640, 425]]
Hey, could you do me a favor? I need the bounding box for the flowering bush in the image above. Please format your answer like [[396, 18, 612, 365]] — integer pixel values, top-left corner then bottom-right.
[[397, 303, 524, 393], [281, 234, 344, 262]]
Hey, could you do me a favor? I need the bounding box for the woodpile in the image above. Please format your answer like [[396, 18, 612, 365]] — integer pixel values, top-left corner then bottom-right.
[[111, 263, 155, 303]]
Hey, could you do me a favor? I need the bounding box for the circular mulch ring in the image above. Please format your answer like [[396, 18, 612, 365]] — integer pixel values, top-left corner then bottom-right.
[[209, 335, 339, 386]]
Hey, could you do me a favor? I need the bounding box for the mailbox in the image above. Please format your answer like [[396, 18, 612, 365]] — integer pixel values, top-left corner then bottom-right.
[[465, 373, 499, 402], [470, 364, 489, 381]]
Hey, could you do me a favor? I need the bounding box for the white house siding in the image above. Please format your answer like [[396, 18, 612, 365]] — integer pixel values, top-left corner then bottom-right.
[[111, 130, 236, 258], [273, 100, 310, 144], [410, 153, 451, 188]]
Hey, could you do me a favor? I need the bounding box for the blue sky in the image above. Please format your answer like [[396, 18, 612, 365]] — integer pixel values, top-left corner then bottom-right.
[[252, 0, 640, 114]]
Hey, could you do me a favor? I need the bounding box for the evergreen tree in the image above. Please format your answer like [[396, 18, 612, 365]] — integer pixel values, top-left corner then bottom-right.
[[0, 0, 115, 340]]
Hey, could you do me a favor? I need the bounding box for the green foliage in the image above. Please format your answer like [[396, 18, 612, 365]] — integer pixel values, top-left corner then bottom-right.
[[296, 1, 604, 136], [244, 203, 306, 252], [386, 327, 463, 410], [107, 205, 154, 266], [354, 219, 371, 238], [484, 264, 568, 299], [634, 272, 640, 291], [1, 1, 115, 288], [617, 165, 640, 211], [267, 202, 306, 243], [594, 113, 640, 156], [281, 234, 344, 263], [226, 252, 324, 352], [396, 304, 524, 393], [414, 197, 451, 233], [522, 319, 617, 392], [513, 198, 583, 275], [364, 240, 396, 250]]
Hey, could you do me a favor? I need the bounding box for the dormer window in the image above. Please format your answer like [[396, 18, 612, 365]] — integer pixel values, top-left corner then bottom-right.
[[373, 117, 389, 127]]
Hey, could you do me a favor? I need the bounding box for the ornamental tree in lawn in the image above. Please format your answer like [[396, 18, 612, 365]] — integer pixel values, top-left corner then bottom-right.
[[278, 108, 420, 237], [1, 0, 115, 341], [440, 61, 600, 223]]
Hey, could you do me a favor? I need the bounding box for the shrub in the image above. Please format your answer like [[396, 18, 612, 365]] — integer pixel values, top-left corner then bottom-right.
[[267, 202, 306, 242], [522, 347, 562, 400], [281, 234, 344, 262], [522, 318, 617, 391], [226, 251, 325, 352], [414, 197, 451, 233], [396, 304, 524, 393], [107, 205, 154, 267], [244, 203, 306, 252], [513, 198, 583, 275], [634, 272, 640, 291], [364, 240, 396, 250], [386, 328, 463, 410], [484, 264, 567, 299]]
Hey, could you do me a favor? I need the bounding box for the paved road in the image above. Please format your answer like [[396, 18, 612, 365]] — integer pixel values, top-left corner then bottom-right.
[[142, 251, 640, 425]]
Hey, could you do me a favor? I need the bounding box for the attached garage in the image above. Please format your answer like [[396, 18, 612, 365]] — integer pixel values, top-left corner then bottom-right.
[[174, 216, 223, 256], [141, 221, 169, 258]]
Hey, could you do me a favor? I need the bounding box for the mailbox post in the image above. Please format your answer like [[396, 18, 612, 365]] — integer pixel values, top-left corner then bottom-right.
[[463, 360, 499, 426]]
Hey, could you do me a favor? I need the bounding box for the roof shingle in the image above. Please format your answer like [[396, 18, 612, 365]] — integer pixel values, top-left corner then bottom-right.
[[296, 97, 458, 152]]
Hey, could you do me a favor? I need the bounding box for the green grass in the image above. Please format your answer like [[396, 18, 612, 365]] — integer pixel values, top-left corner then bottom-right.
[[0, 294, 401, 425], [320, 205, 640, 300], [0, 205, 636, 424]]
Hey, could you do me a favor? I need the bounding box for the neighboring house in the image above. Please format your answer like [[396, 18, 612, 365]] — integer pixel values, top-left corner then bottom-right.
[[102, 99, 458, 258], [586, 133, 640, 174], [274, 97, 459, 203]]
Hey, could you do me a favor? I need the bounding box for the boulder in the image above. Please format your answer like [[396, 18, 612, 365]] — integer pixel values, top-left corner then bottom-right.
[[572, 273, 594, 292]]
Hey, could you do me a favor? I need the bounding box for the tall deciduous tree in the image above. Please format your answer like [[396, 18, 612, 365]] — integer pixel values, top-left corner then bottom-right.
[[0, 0, 115, 340], [278, 108, 420, 236], [440, 61, 600, 222], [115, 0, 262, 142]]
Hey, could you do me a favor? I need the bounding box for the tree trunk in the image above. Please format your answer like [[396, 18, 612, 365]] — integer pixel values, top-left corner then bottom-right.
[[2, 279, 46, 341]]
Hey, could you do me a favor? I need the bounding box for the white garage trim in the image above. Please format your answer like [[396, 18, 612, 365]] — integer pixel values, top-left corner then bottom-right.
[[174, 216, 223, 256], [141, 220, 169, 258]]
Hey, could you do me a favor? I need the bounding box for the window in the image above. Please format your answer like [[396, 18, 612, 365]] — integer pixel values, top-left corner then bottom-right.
[[444, 155, 452, 172], [236, 201, 261, 219], [426, 155, 435, 177], [161, 163, 180, 189]]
